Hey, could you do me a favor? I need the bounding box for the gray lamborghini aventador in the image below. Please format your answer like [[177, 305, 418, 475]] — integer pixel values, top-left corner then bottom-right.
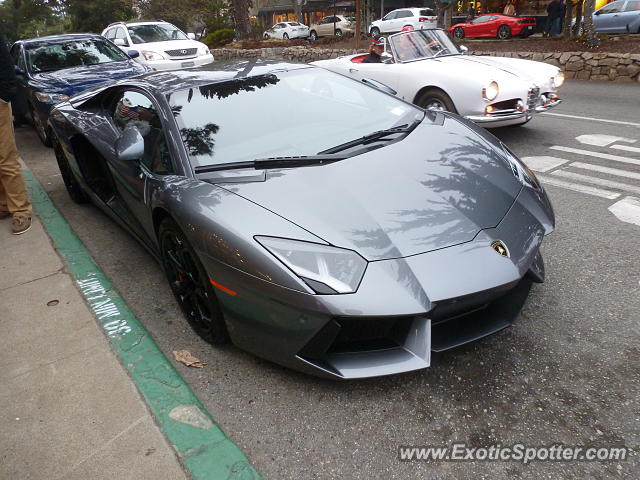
[[48, 59, 554, 379]]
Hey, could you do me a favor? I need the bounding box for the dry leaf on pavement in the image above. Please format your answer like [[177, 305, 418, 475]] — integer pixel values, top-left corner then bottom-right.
[[173, 350, 206, 368]]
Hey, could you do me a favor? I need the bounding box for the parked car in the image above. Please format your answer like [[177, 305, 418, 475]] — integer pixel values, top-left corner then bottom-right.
[[449, 14, 537, 39], [369, 8, 437, 36], [49, 59, 554, 379], [263, 22, 310, 39], [101, 21, 213, 71], [314, 29, 563, 128], [591, 0, 640, 33], [9, 33, 149, 146], [309, 15, 355, 41]]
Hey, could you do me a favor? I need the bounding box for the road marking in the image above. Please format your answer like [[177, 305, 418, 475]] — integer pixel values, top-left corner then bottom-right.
[[538, 174, 621, 199], [576, 134, 637, 147], [610, 144, 640, 154], [542, 112, 640, 127], [571, 162, 640, 181], [550, 146, 640, 167], [552, 170, 640, 195], [521, 156, 568, 172], [608, 196, 640, 227]]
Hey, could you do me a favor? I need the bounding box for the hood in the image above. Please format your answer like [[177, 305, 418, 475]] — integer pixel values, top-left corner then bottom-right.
[[32, 60, 148, 96], [219, 114, 523, 261], [455, 55, 558, 83]]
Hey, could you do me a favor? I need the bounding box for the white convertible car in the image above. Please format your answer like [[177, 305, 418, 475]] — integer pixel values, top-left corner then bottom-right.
[[312, 29, 564, 128]]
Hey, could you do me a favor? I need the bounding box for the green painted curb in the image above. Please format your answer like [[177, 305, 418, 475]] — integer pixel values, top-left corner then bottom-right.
[[23, 169, 262, 480]]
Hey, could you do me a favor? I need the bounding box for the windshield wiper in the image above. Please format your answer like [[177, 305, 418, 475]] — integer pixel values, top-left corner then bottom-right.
[[318, 118, 422, 155], [194, 154, 349, 174]]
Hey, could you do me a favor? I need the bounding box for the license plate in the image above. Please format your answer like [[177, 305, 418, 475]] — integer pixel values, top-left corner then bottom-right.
[[181, 61, 195, 68]]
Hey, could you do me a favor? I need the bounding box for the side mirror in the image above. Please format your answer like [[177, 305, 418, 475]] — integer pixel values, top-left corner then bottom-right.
[[594, 10, 602, 15], [113, 38, 127, 47], [115, 126, 145, 161], [459, 45, 469, 54], [361, 77, 397, 96], [187, 32, 196, 40], [127, 50, 140, 59]]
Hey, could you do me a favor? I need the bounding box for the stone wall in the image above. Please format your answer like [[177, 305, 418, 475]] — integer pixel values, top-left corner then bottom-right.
[[470, 51, 640, 82], [210, 47, 640, 82]]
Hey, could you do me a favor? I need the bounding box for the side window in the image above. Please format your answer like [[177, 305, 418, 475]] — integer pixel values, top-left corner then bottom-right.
[[104, 29, 113, 40], [397, 11, 413, 18], [10, 45, 26, 70], [472, 15, 491, 23], [383, 12, 397, 20], [112, 91, 174, 175], [115, 28, 129, 46]]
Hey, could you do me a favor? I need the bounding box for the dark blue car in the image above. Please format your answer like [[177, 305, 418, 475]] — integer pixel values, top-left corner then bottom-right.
[[10, 33, 150, 146]]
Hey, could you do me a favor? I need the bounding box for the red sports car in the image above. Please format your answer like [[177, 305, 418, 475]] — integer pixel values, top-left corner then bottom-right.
[[449, 14, 536, 40]]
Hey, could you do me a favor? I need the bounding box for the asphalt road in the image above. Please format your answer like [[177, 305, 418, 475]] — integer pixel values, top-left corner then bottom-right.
[[17, 79, 640, 479]]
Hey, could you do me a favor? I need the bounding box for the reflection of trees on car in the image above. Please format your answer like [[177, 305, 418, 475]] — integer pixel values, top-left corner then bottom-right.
[[180, 123, 220, 156], [197, 74, 280, 100]]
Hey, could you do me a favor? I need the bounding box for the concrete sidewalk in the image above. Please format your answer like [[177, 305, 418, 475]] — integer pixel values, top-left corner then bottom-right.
[[0, 215, 187, 479]]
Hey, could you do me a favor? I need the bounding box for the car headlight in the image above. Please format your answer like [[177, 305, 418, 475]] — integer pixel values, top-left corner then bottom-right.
[[199, 46, 210, 56], [553, 71, 565, 88], [141, 50, 166, 61], [34, 92, 70, 104], [255, 236, 367, 294], [482, 81, 499, 101]]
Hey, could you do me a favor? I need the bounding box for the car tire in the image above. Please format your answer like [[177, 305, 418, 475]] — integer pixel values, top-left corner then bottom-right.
[[30, 102, 52, 147], [497, 25, 511, 40], [415, 88, 457, 113], [335, 29, 343, 37], [453, 26, 465, 39], [370, 27, 380, 36], [159, 218, 230, 345], [283, 33, 289, 40], [53, 139, 89, 204], [309, 30, 318, 41]]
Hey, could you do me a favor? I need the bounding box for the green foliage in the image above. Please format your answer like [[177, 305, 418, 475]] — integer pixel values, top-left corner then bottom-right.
[[0, 0, 64, 42], [203, 28, 235, 47], [64, 0, 134, 33]]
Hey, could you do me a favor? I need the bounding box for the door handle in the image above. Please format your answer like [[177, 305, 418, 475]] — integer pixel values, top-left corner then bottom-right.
[[349, 68, 359, 73]]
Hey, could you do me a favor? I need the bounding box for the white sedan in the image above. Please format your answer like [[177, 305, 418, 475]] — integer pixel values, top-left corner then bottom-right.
[[263, 22, 310, 40], [313, 29, 564, 128]]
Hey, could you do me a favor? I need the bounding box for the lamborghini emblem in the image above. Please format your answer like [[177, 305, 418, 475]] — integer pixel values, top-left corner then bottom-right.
[[491, 240, 510, 258]]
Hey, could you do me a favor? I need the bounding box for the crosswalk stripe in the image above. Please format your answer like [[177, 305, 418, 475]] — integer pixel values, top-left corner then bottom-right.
[[608, 196, 640, 227], [521, 156, 568, 172], [570, 162, 640, 181], [537, 175, 621, 199], [610, 144, 640, 154], [550, 146, 640, 167], [541, 112, 640, 127], [552, 170, 640, 195]]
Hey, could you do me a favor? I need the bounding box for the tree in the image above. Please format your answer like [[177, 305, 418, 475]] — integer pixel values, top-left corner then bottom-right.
[[64, 0, 134, 33], [230, 0, 251, 39], [0, 0, 64, 41], [582, 0, 598, 47]]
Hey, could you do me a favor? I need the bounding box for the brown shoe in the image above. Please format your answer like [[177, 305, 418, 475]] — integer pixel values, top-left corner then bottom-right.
[[11, 216, 32, 235], [0, 210, 10, 219]]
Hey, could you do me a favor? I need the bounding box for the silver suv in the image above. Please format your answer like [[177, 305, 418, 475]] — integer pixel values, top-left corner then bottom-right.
[[309, 15, 355, 41]]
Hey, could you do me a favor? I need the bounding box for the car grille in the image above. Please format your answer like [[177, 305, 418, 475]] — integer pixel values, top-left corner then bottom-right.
[[527, 87, 541, 110], [165, 48, 197, 57]]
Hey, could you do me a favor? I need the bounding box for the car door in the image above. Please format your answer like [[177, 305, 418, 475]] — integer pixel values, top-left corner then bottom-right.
[[483, 15, 501, 36], [466, 15, 493, 37], [593, 1, 625, 32], [107, 89, 177, 243], [619, 0, 640, 31], [395, 10, 415, 30], [380, 12, 397, 33], [9, 44, 29, 120]]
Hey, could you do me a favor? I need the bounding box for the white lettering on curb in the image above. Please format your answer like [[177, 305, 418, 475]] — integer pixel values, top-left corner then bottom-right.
[[77, 274, 132, 337]]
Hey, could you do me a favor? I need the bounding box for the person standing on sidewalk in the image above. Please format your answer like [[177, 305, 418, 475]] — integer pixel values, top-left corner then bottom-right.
[[0, 31, 32, 234], [544, 0, 563, 36]]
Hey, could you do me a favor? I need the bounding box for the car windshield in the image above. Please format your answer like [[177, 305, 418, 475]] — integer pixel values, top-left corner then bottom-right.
[[389, 29, 460, 62], [25, 38, 128, 73], [127, 24, 188, 44], [168, 67, 422, 168]]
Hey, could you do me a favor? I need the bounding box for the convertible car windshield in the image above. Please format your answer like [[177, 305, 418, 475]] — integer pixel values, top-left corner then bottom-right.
[[25, 39, 129, 73], [169, 67, 422, 167], [390, 30, 460, 62]]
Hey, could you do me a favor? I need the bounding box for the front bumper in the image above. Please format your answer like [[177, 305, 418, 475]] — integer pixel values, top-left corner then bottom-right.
[[200, 186, 553, 379], [466, 94, 562, 128], [141, 53, 214, 71]]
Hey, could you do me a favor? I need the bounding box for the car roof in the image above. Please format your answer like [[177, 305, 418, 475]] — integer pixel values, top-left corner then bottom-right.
[[123, 60, 312, 95], [18, 33, 102, 45]]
